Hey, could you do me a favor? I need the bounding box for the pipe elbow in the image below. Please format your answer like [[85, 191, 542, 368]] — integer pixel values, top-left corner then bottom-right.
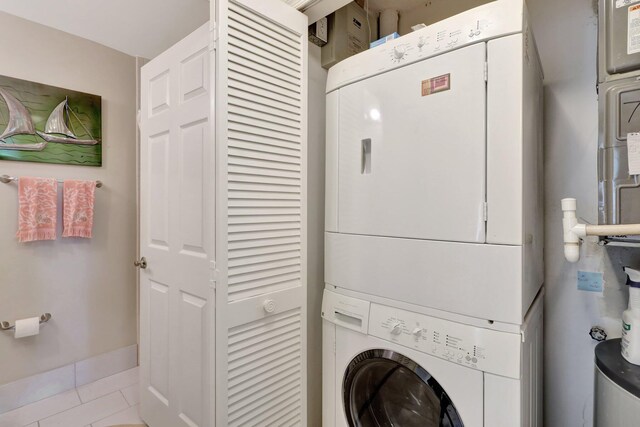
[[564, 244, 580, 263]]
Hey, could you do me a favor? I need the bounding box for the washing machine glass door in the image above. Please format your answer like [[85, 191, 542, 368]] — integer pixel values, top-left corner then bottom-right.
[[343, 349, 464, 427]]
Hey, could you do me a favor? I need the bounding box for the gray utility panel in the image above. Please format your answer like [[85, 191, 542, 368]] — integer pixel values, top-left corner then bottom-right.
[[599, 0, 640, 83], [598, 1, 640, 234], [599, 78, 640, 227]]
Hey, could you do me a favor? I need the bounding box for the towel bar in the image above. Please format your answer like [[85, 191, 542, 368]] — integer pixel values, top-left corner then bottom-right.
[[0, 313, 51, 331], [0, 175, 102, 188]]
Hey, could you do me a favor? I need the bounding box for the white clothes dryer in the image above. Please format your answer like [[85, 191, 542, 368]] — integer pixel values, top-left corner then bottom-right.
[[324, 0, 544, 325], [322, 288, 543, 427]]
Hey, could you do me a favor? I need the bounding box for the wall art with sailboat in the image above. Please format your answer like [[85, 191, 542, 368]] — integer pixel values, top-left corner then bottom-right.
[[0, 75, 102, 166]]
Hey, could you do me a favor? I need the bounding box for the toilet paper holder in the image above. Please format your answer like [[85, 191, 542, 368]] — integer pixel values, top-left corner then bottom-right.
[[0, 313, 51, 331]]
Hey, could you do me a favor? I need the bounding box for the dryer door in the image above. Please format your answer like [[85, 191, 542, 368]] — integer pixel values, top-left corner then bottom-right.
[[335, 43, 487, 243], [343, 349, 464, 426]]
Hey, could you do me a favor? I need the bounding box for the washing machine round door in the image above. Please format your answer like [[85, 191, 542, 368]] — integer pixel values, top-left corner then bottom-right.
[[343, 349, 464, 427]]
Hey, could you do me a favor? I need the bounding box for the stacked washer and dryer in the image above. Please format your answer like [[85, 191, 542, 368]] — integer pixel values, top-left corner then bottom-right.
[[321, 1, 544, 426]]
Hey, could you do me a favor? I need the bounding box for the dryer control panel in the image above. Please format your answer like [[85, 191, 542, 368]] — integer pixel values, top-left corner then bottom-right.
[[326, 0, 524, 92], [369, 303, 522, 379]]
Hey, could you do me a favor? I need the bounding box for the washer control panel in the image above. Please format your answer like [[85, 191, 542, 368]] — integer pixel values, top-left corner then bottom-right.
[[368, 303, 522, 379]]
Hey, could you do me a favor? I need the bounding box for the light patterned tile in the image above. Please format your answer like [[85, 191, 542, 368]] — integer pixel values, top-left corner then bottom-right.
[[77, 368, 138, 403], [91, 405, 143, 427], [120, 384, 139, 407], [39, 392, 128, 427], [0, 389, 80, 427]]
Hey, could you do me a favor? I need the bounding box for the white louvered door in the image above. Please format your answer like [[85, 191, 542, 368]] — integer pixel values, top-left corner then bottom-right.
[[139, 24, 213, 427], [212, 0, 308, 425]]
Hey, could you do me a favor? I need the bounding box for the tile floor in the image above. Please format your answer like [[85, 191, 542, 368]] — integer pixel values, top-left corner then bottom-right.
[[0, 367, 145, 427]]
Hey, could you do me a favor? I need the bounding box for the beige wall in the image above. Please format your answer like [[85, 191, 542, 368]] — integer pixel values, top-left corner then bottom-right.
[[0, 12, 137, 385]]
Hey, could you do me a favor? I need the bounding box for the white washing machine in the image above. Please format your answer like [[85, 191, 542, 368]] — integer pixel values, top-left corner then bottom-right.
[[322, 288, 543, 426], [325, 0, 544, 325]]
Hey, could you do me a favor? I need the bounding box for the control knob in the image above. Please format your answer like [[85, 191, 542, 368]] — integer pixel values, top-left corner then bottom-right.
[[393, 46, 406, 60], [417, 37, 426, 50], [390, 322, 403, 335], [412, 327, 423, 338]]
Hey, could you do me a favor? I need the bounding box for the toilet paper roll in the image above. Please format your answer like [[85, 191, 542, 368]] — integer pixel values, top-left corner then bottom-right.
[[14, 317, 40, 338]]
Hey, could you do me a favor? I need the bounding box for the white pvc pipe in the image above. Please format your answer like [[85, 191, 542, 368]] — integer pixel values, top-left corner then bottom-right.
[[561, 197, 640, 262], [561, 198, 580, 263], [585, 224, 640, 236]]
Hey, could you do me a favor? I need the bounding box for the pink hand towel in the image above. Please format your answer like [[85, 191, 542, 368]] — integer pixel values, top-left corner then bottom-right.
[[16, 177, 58, 243], [63, 180, 96, 238]]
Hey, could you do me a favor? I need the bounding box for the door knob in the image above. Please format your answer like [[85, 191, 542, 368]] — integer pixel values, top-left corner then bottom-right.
[[263, 299, 277, 314], [134, 257, 147, 269]]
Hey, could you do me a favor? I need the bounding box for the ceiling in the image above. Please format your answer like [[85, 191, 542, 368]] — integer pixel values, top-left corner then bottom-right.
[[0, 0, 210, 59]]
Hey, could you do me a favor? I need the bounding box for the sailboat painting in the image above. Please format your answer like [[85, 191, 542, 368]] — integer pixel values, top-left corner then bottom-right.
[[0, 75, 102, 166]]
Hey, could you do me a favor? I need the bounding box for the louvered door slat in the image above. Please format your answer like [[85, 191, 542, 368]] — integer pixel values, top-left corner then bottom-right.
[[228, 3, 301, 44], [259, 400, 301, 425], [216, 0, 306, 425], [229, 220, 301, 232], [229, 104, 301, 129], [225, 308, 302, 426], [229, 97, 301, 124], [229, 153, 301, 171], [228, 21, 301, 64], [229, 42, 300, 82], [229, 180, 300, 192], [229, 130, 301, 152], [228, 32, 301, 73], [229, 214, 301, 225], [228, 243, 301, 260], [229, 60, 300, 95], [229, 207, 301, 217], [229, 81, 301, 110], [228, 14, 302, 57], [230, 122, 301, 145]]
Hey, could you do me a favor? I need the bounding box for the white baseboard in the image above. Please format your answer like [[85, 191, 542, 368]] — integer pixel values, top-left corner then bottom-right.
[[0, 365, 75, 414], [0, 344, 138, 414]]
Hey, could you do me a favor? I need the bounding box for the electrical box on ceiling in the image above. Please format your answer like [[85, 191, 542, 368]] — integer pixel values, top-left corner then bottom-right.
[[309, 17, 328, 46], [321, 2, 370, 70], [598, 0, 640, 239]]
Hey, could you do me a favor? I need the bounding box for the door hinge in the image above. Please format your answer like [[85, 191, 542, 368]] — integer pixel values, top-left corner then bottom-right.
[[483, 202, 488, 222], [136, 109, 141, 128], [484, 62, 488, 82], [209, 21, 218, 52], [209, 260, 218, 289]]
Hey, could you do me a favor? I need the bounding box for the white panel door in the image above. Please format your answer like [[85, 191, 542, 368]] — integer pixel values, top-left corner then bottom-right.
[[139, 23, 213, 427], [213, 0, 308, 425], [337, 43, 487, 243]]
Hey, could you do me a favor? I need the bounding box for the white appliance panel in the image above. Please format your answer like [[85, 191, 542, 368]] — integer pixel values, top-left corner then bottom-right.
[[336, 43, 487, 243], [322, 289, 544, 427], [325, 232, 525, 324], [326, 0, 523, 92], [368, 303, 522, 379], [333, 321, 484, 427]]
